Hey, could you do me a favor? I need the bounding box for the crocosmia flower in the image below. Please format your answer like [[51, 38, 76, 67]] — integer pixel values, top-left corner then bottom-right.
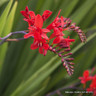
[[79, 70, 92, 84], [24, 14, 50, 40], [79, 69, 96, 96], [21, 6, 86, 75], [30, 33, 49, 55], [87, 75, 96, 96], [57, 36, 75, 48]]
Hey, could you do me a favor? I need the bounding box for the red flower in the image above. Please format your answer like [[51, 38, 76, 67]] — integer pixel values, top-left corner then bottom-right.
[[24, 14, 50, 40], [20, 6, 29, 19], [46, 10, 69, 31], [50, 27, 64, 44], [60, 16, 68, 28], [47, 9, 61, 30], [79, 70, 92, 84], [47, 10, 70, 44], [57, 36, 75, 48], [30, 32, 49, 55], [24, 11, 35, 26], [21, 6, 35, 26], [87, 75, 96, 96], [21, 8, 52, 26], [21, 7, 51, 55], [42, 10, 52, 21]]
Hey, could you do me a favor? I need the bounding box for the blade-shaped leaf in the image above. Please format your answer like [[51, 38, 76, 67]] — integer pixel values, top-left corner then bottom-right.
[[0, 0, 13, 36]]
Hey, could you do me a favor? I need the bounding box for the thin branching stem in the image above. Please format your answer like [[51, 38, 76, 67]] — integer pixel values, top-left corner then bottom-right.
[[0, 31, 28, 45]]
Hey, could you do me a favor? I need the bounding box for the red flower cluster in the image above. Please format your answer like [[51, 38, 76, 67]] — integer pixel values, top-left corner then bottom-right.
[[21, 6, 86, 75], [79, 70, 96, 96], [21, 6, 52, 55], [21, 6, 75, 55]]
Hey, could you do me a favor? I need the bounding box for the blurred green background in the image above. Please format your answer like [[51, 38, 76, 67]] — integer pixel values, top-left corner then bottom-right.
[[0, 0, 96, 96]]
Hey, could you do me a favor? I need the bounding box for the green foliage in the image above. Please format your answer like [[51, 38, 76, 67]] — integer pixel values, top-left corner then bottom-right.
[[0, 0, 96, 96], [0, 0, 8, 7], [0, 0, 18, 70]]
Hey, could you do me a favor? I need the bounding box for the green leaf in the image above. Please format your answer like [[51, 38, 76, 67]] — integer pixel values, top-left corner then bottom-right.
[[0, 0, 18, 67], [12, 0, 29, 31], [40, 0, 53, 14], [0, 0, 13, 36], [65, 0, 96, 38], [0, 43, 8, 71], [2, 1, 18, 36], [0, 0, 8, 7], [0, 1, 18, 95], [80, 5, 96, 29], [61, 0, 79, 17], [71, 0, 96, 24], [0, 0, 13, 71], [35, 0, 45, 14]]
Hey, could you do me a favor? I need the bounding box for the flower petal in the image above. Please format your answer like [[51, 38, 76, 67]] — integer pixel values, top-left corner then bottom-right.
[[49, 33, 55, 39], [61, 16, 64, 27], [54, 9, 61, 22], [43, 43, 49, 50], [25, 6, 29, 13], [42, 10, 52, 21], [30, 41, 38, 50], [34, 14, 43, 28], [29, 11, 35, 19], [20, 6, 29, 19], [41, 33, 49, 40], [83, 70, 89, 78], [66, 36, 75, 42], [46, 23, 53, 30], [42, 29, 50, 33], [53, 37, 62, 44], [56, 9, 61, 18], [47, 10, 61, 30], [24, 33, 33, 38], [54, 27, 61, 35], [20, 11, 28, 19], [43, 49, 47, 56]]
